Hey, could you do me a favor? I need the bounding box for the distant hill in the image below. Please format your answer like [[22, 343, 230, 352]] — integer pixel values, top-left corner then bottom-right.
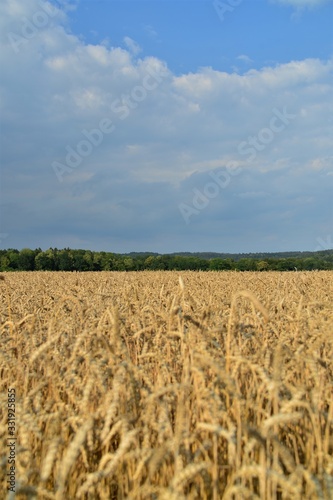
[[124, 249, 333, 261]]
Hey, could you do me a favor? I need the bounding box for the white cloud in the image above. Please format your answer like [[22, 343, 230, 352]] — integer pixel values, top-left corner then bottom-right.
[[0, 0, 332, 252], [236, 55, 253, 64], [123, 36, 142, 56]]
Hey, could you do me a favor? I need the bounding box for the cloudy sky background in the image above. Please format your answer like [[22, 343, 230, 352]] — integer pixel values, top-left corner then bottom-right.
[[0, 0, 332, 253]]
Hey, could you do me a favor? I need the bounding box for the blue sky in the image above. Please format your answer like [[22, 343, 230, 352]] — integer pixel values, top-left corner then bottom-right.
[[0, 0, 332, 253], [68, 1, 333, 74]]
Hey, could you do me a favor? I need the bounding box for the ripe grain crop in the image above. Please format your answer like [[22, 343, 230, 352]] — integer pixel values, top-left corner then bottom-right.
[[0, 271, 333, 499]]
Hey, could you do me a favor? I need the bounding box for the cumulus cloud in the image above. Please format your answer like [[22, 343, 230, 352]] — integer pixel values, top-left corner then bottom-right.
[[0, 0, 332, 252]]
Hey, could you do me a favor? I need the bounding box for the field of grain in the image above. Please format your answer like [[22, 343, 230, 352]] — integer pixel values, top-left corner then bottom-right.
[[0, 271, 333, 499]]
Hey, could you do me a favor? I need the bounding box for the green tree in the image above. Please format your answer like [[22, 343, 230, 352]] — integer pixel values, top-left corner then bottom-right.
[[256, 260, 269, 271], [7, 250, 20, 270], [144, 256, 157, 269], [302, 258, 317, 271], [276, 258, 296, 271], [0, 254, 10, 271], [83, 251, 94, 271], [35, 250, 55, 270], [57, 249, 73, 271], [209, 258, 233, 270], [123, 257, 134, 270], [18, 248, 35, 270], [236, 258, 256, 271]]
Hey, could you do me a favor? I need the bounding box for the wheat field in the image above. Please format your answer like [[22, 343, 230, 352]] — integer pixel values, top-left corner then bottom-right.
[[0, 271, 332, 499]]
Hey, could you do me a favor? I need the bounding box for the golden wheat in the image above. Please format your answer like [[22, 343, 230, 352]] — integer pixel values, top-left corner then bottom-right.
[[0, 271, 332, 499]]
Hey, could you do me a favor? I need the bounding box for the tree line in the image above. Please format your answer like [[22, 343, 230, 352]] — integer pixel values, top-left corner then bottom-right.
[[0, 248, 332, 272]]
